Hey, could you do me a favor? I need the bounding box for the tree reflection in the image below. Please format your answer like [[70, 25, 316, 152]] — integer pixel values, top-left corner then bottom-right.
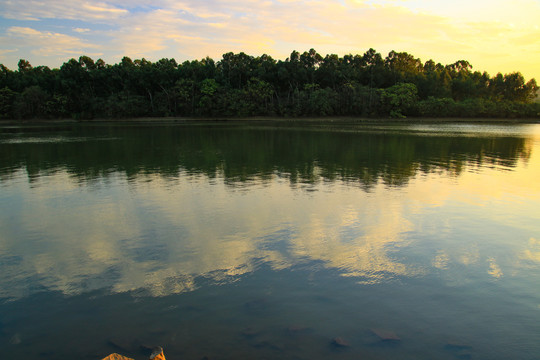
[[0, 123, 531, 188]]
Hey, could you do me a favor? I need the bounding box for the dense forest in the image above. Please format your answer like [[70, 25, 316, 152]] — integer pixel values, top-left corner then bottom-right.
[[0, 48, 539, 120]]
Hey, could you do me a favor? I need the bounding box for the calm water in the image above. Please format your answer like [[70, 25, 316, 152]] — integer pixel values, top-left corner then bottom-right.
[[1, 121, 539, 360]]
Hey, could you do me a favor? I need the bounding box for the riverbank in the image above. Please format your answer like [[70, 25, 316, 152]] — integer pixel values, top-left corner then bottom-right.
[[1, 116, 539, 126]]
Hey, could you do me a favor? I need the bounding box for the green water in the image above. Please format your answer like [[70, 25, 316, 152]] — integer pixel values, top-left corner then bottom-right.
[[0, 121, 539, 360]]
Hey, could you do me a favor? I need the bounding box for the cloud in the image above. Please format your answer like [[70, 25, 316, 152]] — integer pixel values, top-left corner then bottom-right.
[[0, 0, 539, 79], [0, 0, 129, 21], [6, 26, 101, 57], [398, 0, 540, 26], [82, 2, 128, 16], [0, 48, 18, 56], [106, 9, 194, 58]]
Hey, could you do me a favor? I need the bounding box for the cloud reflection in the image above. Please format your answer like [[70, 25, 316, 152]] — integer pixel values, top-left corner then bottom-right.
[[0, 169, 421, 299], [522, 237, 540, 263], [1, 126, 539, 300]]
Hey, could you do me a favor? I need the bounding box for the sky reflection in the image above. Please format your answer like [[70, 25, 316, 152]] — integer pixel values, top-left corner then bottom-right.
[[1, 124, 540, 301]]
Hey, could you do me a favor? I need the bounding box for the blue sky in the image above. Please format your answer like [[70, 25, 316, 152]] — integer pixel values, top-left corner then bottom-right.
[[1, 0, 539, 81]]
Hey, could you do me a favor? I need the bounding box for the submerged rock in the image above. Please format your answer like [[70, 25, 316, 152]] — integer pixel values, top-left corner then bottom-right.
[[241, 327, 261, 337], [250, 339, 284, 351], [139, 344, 155, 357], [287, 325, 309, 333], [243, 298, 268, 312], [371, 328, 400, 341], [9, 333, 21, 345], [107, 337, 136, 353], [331, 337, 350, 347], [445, 342, 472, 351], [445, 342, 473, 359]]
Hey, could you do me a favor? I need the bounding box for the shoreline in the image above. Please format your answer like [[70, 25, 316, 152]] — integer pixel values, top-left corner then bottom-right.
[[0, 116, 539, 126]]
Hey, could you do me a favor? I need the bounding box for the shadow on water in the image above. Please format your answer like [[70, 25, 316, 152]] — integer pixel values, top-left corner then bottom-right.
[[0, 262, 489, 360]]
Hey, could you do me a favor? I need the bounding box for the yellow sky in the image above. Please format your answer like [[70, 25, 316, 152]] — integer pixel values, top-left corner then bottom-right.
[[0, 0, 539, 80]]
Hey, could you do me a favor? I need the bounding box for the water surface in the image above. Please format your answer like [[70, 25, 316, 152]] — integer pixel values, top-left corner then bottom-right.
[[1, 122, 539, 360]]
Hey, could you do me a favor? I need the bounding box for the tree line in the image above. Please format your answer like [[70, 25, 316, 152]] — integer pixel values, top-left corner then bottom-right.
[[0, 48, 539, 120]]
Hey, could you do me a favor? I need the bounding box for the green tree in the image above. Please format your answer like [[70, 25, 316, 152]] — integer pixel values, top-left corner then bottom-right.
[[381, 83, 419, 118], [502, 72, 538, 102], [246, 77, 274, 114], [384, 51, 422, 85], [198, 78, 220, 115], [13, 85, 49, 119], [17, 59, 32, 73], [0, 86, 16, 118]]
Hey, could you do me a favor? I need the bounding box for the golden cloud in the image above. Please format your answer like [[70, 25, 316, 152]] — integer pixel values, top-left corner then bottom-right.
[[7, 26, 100, 56]]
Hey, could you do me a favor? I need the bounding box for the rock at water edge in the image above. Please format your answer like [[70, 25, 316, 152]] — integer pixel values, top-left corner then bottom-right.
[[101, 353, 134, 360], [150, 346, 166, 360]]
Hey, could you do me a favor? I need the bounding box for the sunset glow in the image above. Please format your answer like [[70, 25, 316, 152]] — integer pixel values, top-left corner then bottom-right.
[[1, 0, 539, 81]]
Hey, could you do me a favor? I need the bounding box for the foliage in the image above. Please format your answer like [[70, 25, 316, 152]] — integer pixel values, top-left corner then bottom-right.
[[380, 83, 419, 118], [13, 85, 50, 119], [0, 49, 538, 120], [0, 87, 16, 118]]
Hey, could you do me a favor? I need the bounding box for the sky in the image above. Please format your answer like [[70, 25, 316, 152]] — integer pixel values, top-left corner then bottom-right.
[[0, 0, 539, 81]]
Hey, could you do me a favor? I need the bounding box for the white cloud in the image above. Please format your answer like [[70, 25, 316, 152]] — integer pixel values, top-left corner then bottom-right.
[[0, 49, 18, 56], [0, 0, 128, 21], [6, 26, 100, 57], [8, 27, 42, 36]]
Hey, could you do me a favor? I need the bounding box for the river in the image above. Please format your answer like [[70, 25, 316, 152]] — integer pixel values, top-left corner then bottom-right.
[[1, 121, 539, 360]]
